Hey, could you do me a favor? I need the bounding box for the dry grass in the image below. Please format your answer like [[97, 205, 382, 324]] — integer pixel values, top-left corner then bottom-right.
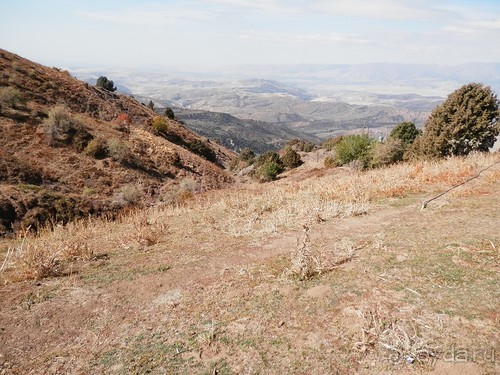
[[125, 210, 170, 249], [1, 152, 498, 284], [0, 151, 498, 374], [1, 221, 97, 282]]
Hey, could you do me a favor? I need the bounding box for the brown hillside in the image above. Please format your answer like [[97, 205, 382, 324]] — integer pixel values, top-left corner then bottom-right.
[[0, 49, 235, 236]]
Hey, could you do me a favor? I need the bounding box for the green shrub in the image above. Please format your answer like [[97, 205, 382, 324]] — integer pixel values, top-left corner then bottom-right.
[[254, 151, 284, 181], [260, 161, 281, 182], [254, 151, 282, 168], [334, 134, 374, 169], [390, 122, 421, 147], [151, 116, 169, 135], [96, 76, 116, 92], [188, 139, 217, 162], [281, 147, 302, 169]]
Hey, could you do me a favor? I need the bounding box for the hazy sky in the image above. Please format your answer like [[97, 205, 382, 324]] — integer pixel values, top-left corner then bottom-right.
[[1, 0, 499, 69]]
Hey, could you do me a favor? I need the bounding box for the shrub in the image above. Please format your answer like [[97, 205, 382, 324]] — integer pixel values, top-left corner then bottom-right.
[[286, 139, 315, 152], [151, 116, 169, 135], [107, 138, 131, 163], [321, 136, 344, 151], [324, 156, 338, 169], [43, 105, 92, 150], [334, 134, 374, 169], [371, 138, 405, 167], [281, 147, 303, 169], [390, 122, 421, 147], [161, 178, 200, 206], [115, 113, 132, 134], [84, 137, 108, 159], [254, 151, 284, 181], [239, 147, 255, 162], [113, 184, 143, 206], [0, 86, 25, 109], [96, 76, 116, 92], [169, 151, 183, 168], [164, 107, 175, 120], [418, 83, 500, 157], [254, 151, 283, 168], [188, 139, 217, 162], [260, 161, 281, 182]]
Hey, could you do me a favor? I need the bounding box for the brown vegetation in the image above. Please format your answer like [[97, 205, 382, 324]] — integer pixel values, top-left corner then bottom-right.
[[0, 49, 235, 235]]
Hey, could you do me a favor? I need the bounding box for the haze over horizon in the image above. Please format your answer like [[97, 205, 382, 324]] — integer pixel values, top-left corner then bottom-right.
[[1, 0, 499, 71]]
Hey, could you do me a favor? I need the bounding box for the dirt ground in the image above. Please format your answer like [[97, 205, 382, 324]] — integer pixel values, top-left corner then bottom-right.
[[0, 158, 499, 374]]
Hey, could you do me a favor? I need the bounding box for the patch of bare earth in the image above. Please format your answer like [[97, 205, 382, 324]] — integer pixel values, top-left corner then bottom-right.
[[0, 154, 499, 374]]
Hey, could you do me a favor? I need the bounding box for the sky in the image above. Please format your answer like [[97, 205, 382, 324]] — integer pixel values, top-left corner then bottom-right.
[[0, 0, 499, 69]]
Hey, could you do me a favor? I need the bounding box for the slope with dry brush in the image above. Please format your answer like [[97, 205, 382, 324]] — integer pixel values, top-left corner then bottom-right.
[[0, 150, 498, 374], [0, 49, 236, 235]]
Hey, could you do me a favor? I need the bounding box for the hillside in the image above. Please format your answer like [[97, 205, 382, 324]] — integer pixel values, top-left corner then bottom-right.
[[0, 49, 235, 236], [0, 151, 498, 374]]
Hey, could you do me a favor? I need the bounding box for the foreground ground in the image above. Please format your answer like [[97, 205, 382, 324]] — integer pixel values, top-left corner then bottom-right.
[[0, 153, 499, 374]]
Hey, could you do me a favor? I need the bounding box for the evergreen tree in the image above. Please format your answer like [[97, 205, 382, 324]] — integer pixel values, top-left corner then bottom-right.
[[419, 83, 499, 157], [96, 76, 117, 92]]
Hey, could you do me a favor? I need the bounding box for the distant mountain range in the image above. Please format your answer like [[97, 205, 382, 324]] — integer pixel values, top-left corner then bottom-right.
[[72, 62, 500, 144]]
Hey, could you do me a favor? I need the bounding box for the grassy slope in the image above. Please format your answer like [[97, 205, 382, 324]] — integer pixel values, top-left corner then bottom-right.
[[0, 152, 499, 374]]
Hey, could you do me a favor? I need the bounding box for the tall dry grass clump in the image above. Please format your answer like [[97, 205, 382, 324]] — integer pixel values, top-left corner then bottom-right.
[[1, 221, 97, 282]]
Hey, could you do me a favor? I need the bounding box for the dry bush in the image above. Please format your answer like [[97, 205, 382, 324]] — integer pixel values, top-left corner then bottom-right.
[[107, 138, 132, 163], [113, 184, 143, 207], [378, 323, 437, 364], [0, 86, 25, 109], [43, 105, 92, 150], [84, 137, 108, 159], [287, 226, 356, 280], [2, 152, 497, 283], [372, 138, 405, 167], [354, 307, 438, 364]]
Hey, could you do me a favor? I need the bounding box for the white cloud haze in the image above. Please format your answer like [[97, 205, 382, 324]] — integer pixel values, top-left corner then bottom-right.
[[0, 0, 498, 68]]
